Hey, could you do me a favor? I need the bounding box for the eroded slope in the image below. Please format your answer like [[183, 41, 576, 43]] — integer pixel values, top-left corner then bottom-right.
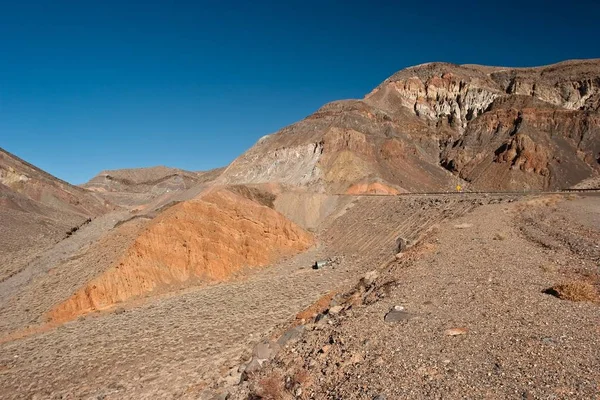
[[234, 195, 600, 400], [0, 148, 110, 282], [49, 188, 313, 322]]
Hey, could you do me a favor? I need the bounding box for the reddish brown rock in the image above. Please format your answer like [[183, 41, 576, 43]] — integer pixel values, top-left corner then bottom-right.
[[220, 59, 600, 193]]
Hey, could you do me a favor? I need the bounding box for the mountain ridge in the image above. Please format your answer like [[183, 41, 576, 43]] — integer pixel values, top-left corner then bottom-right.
[[218, 58, 600, 193]]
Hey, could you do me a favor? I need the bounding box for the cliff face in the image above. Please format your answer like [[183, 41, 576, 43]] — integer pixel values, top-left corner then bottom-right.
[[367, 68, 501, 129], [219, 59, 600, 192], [488, 59, 600, 111], [218, 99, 458, 193], [48, 188, 313, 322], [438, 97, 600, 190]]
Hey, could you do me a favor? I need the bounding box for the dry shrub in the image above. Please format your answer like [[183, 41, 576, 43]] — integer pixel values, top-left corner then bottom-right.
[[257, 374, 284, 400], [493, 232, 507, 241], [292, 368, 312, 387], [528, 195, 563, 208], [517, 195, 564, 212], [544, 281, 599, 303]]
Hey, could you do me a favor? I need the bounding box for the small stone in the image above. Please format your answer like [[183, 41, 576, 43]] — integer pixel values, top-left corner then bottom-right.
[[348, 353, 363, 364], [222, 372, 242, 386], [373, 395, 386, 400], [395, 253, 404, 260], [362, 270, 379, 286], [328, 305, 343, 315], [454, 223, 473, 229], [393, 305, 405, 311], [313, 260, 330, 269], [315, 313, 328, 324], [212, 391, 229, 400], [396, 237, 407, 253], [277, 325, 305, 346], [253, 341, 280, 361], [241, 357, 262, 379], [384, 308, 411, 323], [319, 344, 331, 354], [445, 327, 468, 336]]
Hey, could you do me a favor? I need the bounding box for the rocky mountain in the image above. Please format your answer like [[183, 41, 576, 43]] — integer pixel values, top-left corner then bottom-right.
[[0, 147, 110, 280], [83, 166, 224, 209], [219, 59, 600, 192], [1, 147, 108, 217], [1, 59, 599, 399]]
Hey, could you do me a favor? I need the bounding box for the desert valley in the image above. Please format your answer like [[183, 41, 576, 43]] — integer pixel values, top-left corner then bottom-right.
[[1, 59, 599, 399]]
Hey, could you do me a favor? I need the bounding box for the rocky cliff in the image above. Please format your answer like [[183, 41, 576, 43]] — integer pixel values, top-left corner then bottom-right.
[[219, 59, 600, 192]]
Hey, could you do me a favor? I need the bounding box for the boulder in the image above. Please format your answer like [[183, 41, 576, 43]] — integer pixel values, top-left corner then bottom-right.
[[277, 325, 305, 346]]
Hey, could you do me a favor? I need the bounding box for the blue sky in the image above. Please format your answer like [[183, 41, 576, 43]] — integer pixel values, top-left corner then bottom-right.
[[1, 1, 599, 183]]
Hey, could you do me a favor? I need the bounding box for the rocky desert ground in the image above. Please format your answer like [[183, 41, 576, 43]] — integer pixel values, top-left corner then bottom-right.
[[0, 192, 598, 399], [231, 193, 600, 400], [1, 59, 599, 399]]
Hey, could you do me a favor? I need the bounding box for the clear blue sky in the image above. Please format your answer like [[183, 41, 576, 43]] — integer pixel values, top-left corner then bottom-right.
[[1, 1, 599, 184]]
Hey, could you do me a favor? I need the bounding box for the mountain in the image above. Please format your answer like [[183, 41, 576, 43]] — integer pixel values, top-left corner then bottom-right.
[[0, 153, 313, 329], [1, 59, 599, 399], [48, 186, 313, 323], [0, 147, 110, 281], [83, 166, 224, 209], [219, 59, 600, 192], [0, 147, 108, 216]]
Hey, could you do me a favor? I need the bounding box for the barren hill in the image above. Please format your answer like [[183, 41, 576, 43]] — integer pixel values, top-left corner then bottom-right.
[[84, 165, 224, 209], [0, 147, 110, 281], [0, 147, 107, 216], [49, 187, 314, 323], [219, 59, 600, 193]]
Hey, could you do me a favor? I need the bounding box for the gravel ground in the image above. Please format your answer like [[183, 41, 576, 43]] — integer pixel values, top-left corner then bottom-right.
[[235, 195, 600, 399], [1, 194, 596, 399], [0, 194, 513, 399]]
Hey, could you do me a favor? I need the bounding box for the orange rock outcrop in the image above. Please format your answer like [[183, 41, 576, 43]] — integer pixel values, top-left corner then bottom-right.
[[49, 189, 313, 322]]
